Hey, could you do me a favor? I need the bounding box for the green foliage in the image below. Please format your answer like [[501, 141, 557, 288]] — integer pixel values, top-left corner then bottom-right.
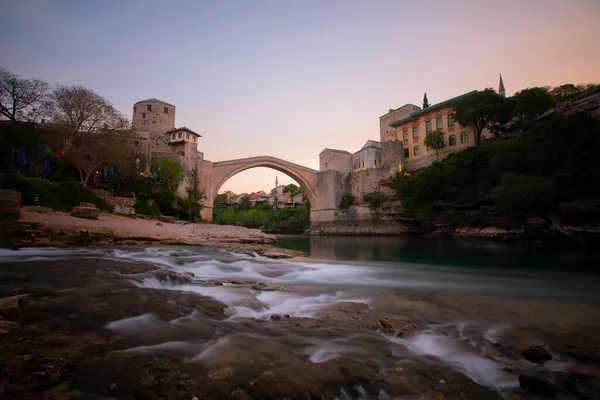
[[238, 195, 251, 211], [187, 188, 205, 201], [338, 193, 356, 210], [131, 179, 162, 197], [151, 158, 184, 189], [362, 191, 387, 210], [424, 131, 445, 160], [0, 173, 108, 211], [512, 87, 556, 128], [177, 197, 202, 222], [283, 183, 298, 193], [214, 193, 228, 205], [549, 83, 595, 103], [453, 89, 505, 143], [491, 173, 557, 214], [385, 114, 600, 215], [212, 204, 310, 233], [135, 197, 160, 216]]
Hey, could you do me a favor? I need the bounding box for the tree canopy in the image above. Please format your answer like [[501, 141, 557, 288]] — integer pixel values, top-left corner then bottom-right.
[[424, 131, 445, 160], [453, 89, 505, 145], [152, 158, 184, 189], [283, 183, 298, 193], [512, 87, 556, 129]]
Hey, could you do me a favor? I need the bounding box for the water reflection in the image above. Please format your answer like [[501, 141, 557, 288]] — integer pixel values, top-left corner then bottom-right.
[[275, 235, 600, 274]]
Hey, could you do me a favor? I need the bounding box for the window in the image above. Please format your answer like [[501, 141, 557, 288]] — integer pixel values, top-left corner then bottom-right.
[[412, 127, 418, 138], [142, 112, 146, 118], [449, 134, 456, 146], [186, 133, 190, 140], [146, 104, 152, 111], [427, 145, 431, 151], [448, 114, 455, 126], [172, 134, 176, 140], [134, 141, 139, 147], [426, 121, 432, 133], [414, 146, 420, 156], [178, 132, 182, 139], [164, 107, 169, 114], [461, 131, 468, 143], [193, 136, 196, 142], [404, 148, 409, 158], [403, 130, 408, 140], [436, 117, 443, 130]]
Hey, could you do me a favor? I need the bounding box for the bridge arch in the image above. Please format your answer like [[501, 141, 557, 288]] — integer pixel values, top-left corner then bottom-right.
[[200, 156, 319, 221]]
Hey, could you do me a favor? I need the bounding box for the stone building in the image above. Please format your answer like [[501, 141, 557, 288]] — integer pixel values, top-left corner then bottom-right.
[[379, 104, 421, 142], [319, 140, 384, 174], [131, 98, 204, 196]]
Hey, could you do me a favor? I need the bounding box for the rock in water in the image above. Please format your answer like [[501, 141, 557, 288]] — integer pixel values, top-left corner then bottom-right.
[[379, 318, 393, 329], [0, 294, 29, 311], [521, 345, 553, 363], [71, 206, 99, 219], [519, 375, 556, 396]]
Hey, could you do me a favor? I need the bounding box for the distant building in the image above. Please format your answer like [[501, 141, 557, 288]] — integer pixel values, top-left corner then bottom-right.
[[319, 140, 382, 174], [556, 85, 600, 119]]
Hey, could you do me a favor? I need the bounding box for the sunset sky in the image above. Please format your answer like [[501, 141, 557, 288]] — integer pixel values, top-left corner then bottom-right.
[[2, 0, 599, 194]]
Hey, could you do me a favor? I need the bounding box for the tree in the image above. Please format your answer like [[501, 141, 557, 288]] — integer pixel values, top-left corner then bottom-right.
[[214, 193, 228, 206], [549, 83, 596, 103], [152, 158, 184, 189], [238, 195, 251, 211], [424, 131, 445, 160], [46, 85, 129, 142], [0, 67, 49, 124], [283, 183, 298, 193], [453, 89, 505, 145], [67, 132, 140, 187], [512, 87, 556, 129]]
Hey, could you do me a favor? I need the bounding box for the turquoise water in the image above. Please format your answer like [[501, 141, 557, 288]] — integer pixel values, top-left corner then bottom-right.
[[274, 235, 600, 274]]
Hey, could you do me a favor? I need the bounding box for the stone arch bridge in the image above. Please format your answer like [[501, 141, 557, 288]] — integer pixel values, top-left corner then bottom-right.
[[198, 156, 319, 222]]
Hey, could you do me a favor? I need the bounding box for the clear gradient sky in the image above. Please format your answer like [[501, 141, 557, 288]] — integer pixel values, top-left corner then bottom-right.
[[2, 0, 599, 194]]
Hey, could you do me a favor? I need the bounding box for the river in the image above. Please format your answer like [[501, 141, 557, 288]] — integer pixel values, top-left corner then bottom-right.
[[1, 236, 600, 399]]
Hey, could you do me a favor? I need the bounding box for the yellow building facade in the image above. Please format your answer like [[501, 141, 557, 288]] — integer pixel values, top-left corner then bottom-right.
[[389, 91, 480, 170]]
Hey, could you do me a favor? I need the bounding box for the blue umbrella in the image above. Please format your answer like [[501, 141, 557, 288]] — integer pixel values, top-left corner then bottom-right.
[[17, 141, 26, 171], [42, 151, 51, 177]]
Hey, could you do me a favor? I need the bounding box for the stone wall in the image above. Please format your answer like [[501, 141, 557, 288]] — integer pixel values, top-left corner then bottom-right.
[[319, 149, 352, 173], [93, 189, 136, 208]]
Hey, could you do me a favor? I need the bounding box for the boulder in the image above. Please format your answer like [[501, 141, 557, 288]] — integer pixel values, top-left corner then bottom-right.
[[0, 188, 21, 215], [79, 202, 96, 208], [0, 294, 29, 311], [519, 375, 556, 396], [521, 345, 553, 363], [0, 320, 21, 334], [159, 215, 176, 223], [71, 206, 99, 219]]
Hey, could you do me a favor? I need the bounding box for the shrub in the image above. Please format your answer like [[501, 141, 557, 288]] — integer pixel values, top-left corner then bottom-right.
[[0, 173, 108, 211], [338, 193, 356, 210], [177, 197, 202, 222], [491, 172, 558, 214], [135, 198, 160, 216], [363, 191, 387, 210]]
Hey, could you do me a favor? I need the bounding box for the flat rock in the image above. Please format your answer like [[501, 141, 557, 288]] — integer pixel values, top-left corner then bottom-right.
[[0, 294, 29, 311], [80, 202, 97, 208], [159, 215, 176, 223], [71, 206, 99, 219]]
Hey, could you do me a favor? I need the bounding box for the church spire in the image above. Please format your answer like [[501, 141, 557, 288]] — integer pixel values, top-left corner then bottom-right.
[[423, 92, 429, 108], [499, 73, 506, 98]]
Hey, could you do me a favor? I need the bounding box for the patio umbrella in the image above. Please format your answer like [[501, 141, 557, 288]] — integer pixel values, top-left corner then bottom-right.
[[42, 151, 51, 178], [16, 141, 26, 172]]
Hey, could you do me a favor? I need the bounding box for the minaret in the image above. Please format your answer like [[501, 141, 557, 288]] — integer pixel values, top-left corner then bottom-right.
[[423, 93, 429, 108], [275, 175, 278, 188], [499, 74, 506, 98]]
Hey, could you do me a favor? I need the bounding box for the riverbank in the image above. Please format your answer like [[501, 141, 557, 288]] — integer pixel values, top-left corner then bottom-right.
[[3, 206, 298, 258]]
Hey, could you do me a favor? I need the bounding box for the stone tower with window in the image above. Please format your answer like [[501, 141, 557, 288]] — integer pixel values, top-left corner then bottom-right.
[[132, 98, 176, 154]]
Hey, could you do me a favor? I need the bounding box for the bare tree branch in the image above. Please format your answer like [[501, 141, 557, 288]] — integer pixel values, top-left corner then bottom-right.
[[0, 67, 49, 124]]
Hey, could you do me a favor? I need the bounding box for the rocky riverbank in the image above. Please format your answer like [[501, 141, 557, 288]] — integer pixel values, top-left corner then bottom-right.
[[2, 206, 297, 258], [2, 249, 600, 399]]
